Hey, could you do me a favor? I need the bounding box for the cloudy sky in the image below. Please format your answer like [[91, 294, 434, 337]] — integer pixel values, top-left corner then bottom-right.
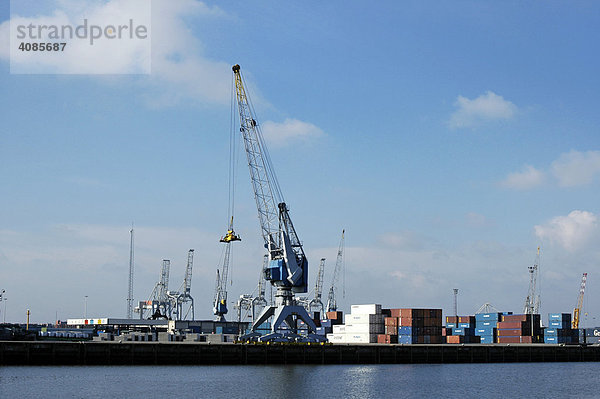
[[1, 1, 599, 326]]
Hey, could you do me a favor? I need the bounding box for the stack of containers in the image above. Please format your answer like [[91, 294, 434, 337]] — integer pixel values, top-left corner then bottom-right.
[[497, 314, 542, 343], [397, 308, 443, 344], [327, 304, 383, 343], [474, 312, 502, 343], [320, 311, 343, 336], [445, 316, 480, 343], [379, 310, 400, 343], [544, 313, 578, 344]]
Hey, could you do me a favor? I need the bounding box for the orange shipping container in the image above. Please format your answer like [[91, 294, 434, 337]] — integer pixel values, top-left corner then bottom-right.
[[385, 317, 399, 326]]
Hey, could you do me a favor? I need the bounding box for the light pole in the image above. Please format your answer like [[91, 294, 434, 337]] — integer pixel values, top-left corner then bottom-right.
[[0, 290, 5, 323], [84, 295, 88, 319]]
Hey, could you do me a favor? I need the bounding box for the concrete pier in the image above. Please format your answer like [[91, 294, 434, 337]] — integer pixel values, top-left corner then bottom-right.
[[1, 341, 599, 365]]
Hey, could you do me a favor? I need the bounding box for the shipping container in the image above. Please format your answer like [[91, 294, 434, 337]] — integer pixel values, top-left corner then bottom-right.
[[326, 311, 343, 323], [398, 335, 413, 344], [475, 327, 496, 336], [446, 323, 457, 328], [476, 321, 495, 328], [345, 313, 385, 325], [548, 320, 571, 329], [389, 309, 402, 318], [385, 317, 399, 326], [345, 323, 384, 334], [497, 329, 525, 337], [475, 312, 503, 322], [502, 314, 540, 323], [585, 328, 600, 337], [458, 322, 472, 328], [479, 335, 495, 344], [332, 324, 346, 334], [398, 326, 413, 336], [351, 304, 382, 315], [377, 334, 398, 344], [548, 313, 571, 322], [497, 336, 521, 344], [384, 325, 397, 335], [450, 328, 475, 336]]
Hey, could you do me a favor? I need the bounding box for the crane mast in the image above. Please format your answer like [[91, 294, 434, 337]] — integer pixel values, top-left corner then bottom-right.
[[572, 272, 587, 329], [232, 64, 316, 339], [327, 230, 345, 312]]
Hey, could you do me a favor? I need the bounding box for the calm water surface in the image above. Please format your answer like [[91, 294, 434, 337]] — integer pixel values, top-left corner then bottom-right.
[[1, 363, 598, 398]]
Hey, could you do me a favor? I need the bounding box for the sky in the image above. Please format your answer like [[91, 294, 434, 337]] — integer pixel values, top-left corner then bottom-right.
[[0, 0, 599, 326]]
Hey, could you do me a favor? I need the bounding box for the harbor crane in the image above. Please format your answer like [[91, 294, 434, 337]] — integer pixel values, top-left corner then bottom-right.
[[326, 230, 345, 312], [167, 249, 195, 320], [308, 258, 326, 315], [572, 272, 587, 329], [523, 247, 541, 315], [232, 64, 318, 340], [134, 259, 171, 319], [213, 218, 241, 321]]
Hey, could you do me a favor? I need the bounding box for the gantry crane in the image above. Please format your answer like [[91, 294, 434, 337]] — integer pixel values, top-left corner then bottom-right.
[[572, 272, 587, 329], [326, 230, 345, 312], [134, 259, 171, 319], [523, 246, 541, 315], [232, 64, 318, 340], [213, 217, 241, 321]]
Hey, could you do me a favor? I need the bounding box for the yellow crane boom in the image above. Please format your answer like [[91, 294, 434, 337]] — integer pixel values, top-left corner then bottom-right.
[[572, 272, 587, 329]]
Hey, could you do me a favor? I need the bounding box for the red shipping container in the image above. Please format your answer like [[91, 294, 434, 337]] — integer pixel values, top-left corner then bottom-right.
[[497, 321, 522, 329], [446, 335, 464, 344], [377, 334, 388, 343], [442, 327, 448, 337], [399, 317, 413, 327], [326, 311, 343, 322], [497, 329, 522, 336], [400, 308, 413, 318], [458, 316, 475, 324], [385, 317, 399, 326], [497, 336, 521, 344], [385, 325, 397, 335], [377, 334, 398, 344], [389, 309, 402, 318], [446, 316, 459, 324]]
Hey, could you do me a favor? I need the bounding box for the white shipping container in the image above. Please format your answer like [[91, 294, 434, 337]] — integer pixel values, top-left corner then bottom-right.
[[344, 333, 379, 344], [344, 323, 384, 334], [351, 304, 382, 315], [333, 324, 346, 333], [345, 313, 385, 325], [327, 333, 346, 342]]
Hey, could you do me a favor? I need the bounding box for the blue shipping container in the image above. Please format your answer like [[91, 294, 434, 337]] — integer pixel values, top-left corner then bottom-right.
[[398, 335, 413, 344], [475, 313, 502, 322], [476, 320, 495, 328], [451, 328, 475, 336], [458, 322, 472, 328], [398, 326, 413, 335], [549, 321, 570, 329], [480, 335, 495, 344], [475, 327, 496, 336], [548, 313, 571, 322], [446, 323, 457, 328]]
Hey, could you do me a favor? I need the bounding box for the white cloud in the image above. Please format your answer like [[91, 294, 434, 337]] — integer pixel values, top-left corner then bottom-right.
[[501, 150, 600, 190], [500, 165, 545, 190], [0, 0, 231, 104], [465, 212, 491, 228], [448, 91, 517, 129], [551, 150, 600, 187], [261, 118, 324, 147], [534, 210, 598, 252]]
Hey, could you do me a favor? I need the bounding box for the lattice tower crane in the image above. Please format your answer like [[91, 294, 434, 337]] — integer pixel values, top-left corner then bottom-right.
[[572, 272, 587, 329], [232, 64, 317, 339], [167, 249, 195, 320], [309, 258, 326, 314], [327, 230, 345, 312], [523, 247, 541, 315], [214, 217, 241, 321]]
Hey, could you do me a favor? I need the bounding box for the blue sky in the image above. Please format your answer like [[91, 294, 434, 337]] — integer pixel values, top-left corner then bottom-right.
[[1, 1, 599, 325]]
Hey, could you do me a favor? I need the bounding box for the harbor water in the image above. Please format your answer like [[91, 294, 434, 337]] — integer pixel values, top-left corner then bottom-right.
[[0, 363, 598, 398]]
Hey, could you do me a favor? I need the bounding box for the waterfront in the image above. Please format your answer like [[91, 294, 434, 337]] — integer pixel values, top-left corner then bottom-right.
[[0, 363, 598, 398]]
